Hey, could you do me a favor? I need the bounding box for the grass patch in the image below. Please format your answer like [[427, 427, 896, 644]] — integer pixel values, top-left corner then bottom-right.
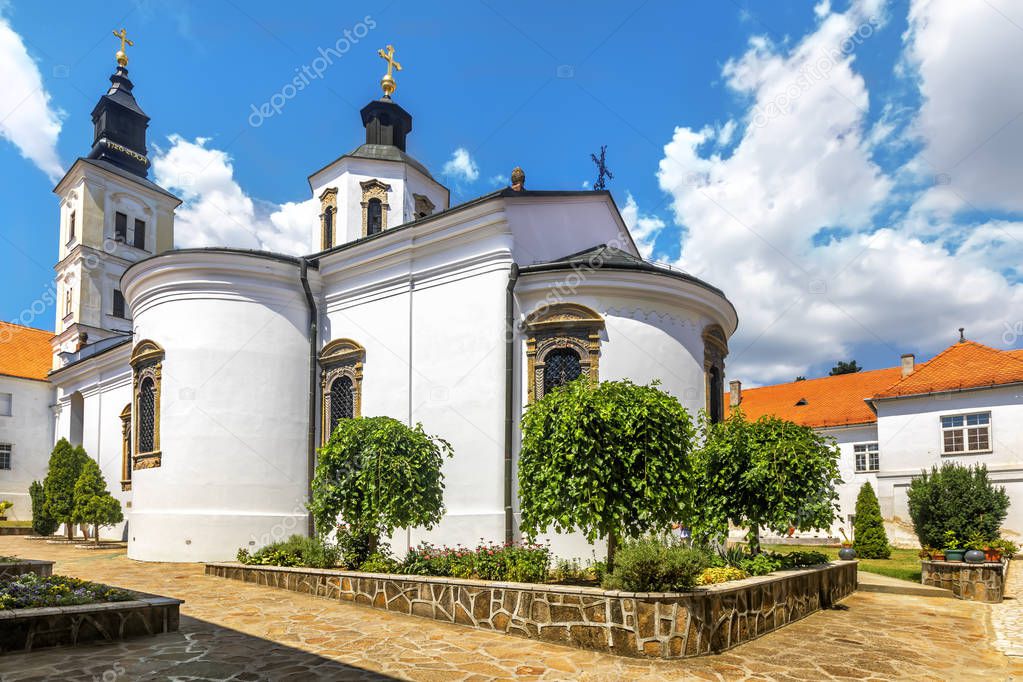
[[763, 544, 922, 583], [0, 520, 31, 528]]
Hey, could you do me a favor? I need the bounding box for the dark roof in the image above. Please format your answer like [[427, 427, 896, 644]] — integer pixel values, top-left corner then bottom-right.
[[74, 158, 181, 203], [308, 143, 435, 183], [49, 336, 131, 376], [520, 244, 730, 300]]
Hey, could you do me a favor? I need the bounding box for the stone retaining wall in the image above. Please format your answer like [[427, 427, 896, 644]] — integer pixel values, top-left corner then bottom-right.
[[0, 594, 183, 654], [0, 559, 53, 580], [206, 561, 857, 658], [0, 527, 31, 536], [920, 560, 1008, 603]]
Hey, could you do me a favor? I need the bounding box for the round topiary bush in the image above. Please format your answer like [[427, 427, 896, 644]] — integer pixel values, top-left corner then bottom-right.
[[852, 482, 890, 559]]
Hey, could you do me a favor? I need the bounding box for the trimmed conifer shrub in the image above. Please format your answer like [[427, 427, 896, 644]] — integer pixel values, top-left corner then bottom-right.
[[29, 480, 58, 537], [852, 482, 890, 559]]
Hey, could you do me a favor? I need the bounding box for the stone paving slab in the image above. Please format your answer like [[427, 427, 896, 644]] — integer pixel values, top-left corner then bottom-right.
[[991, 559, 1022, 658], [856, 570, 954, 598], [0, 537, 1021, 681]]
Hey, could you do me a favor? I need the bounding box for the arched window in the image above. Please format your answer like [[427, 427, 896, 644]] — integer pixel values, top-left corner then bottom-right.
[[319, 187, 338, 250], [703, 324, 728, 423], [525, 303, 604, 402], [130, 339, 164, 469], [120, 404, 132, 491], [708, 366, 723, 423], [319, 338, 366, 444], [367, 199, 383, 236], [323, 206, 334, 247], [543, 348, 582, 394]]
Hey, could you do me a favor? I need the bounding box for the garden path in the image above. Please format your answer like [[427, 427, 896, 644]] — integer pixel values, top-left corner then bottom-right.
[[991, 559, 1023, 658]]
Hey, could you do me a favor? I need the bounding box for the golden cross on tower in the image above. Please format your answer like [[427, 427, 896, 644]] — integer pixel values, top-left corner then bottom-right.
[[377, 44, 402, 97], [112, 28, 134, 67]]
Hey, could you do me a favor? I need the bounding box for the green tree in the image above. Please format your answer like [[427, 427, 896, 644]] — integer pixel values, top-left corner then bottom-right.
[[43, 439, 89, 539], [72, 458, 123, 544], [829, 360, 861, 375], [907, 463, 1009, 548], [518, 379, 698, 571], [29, 480, 58, 536], [695, 411, 842, 554], [852, 482, 890, 558], [310, 416, 451, 557]]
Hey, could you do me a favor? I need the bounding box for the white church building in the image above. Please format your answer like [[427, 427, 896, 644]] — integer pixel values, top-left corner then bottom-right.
[[29, 48, 738, 561]]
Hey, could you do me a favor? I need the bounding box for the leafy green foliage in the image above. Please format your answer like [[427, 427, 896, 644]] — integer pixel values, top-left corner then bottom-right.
[[906, 463, 1009, 549], [237, 534, 340, 569], [71, 458, 123, 542], [43, 439, 89, 538], [829, 360, 861, 375], [852, 482, 890, 559], [310, 417, 452, 551], [29, 481, 58, 537], [693, 411, 842, 553], [696, 566, 748, 585], [334, 523, 376, 569], [518, 379, 699, 569], [359, 552, 399, 573], [601, 537, 709, 592], [397, 541, 551, 583]]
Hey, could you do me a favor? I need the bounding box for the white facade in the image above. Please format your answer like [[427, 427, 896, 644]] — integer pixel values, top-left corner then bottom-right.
[[0, 375, 55, 520]]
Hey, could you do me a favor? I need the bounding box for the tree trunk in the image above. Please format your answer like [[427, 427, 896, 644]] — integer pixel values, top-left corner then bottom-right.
[[65, 521, 73, 541], [94, 523, 100, 544], [748, 526, 761, 555], [606, 533, 618, 575]]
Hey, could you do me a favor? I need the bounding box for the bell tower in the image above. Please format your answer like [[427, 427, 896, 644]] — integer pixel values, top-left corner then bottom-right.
[[51, 30, 181, 368]]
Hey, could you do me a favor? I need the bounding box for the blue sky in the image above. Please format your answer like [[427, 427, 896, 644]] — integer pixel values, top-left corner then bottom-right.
[[1, 0, 1021, 384]]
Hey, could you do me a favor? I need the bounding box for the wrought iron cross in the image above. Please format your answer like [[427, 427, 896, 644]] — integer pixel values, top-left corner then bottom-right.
[[590, 145, 614, 191]]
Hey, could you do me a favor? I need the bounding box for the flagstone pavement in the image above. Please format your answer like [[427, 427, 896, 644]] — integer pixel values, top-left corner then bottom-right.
[[1, 537, 1021, 681]]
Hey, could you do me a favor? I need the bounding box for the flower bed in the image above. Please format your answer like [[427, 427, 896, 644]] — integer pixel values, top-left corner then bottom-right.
[[0, 559, 54, 581], [0, 574, 134, 610], [207, 559, 856, 658]]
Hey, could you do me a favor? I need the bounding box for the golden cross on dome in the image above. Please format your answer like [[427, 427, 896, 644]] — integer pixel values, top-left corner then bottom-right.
[[377, 44, 402, 97], [112, 28, 134, 67]]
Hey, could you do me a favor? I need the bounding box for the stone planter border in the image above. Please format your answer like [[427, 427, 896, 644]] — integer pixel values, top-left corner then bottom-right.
[[0, 592, 183, 654], [920, 559, 1009, 602], [0, 559, 54, 581], [206, 560, 856, 658]]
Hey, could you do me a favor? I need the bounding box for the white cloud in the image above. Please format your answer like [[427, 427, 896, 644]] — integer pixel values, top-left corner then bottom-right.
[[0, 7, 63, 181], [488, 173, 509, 187], [152, 135, 316, 255], [620, 193, 665, 259], [441, 147, 479, 183], [655, 0, 1023, 384]]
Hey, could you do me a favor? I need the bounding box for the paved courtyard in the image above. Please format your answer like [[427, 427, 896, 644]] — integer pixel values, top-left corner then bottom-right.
[[0, 536, 1020, 681]]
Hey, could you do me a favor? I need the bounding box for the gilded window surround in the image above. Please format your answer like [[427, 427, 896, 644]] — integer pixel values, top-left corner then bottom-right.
[[524, 303, 604, 403], [702, 324, 728, 421], [119, 403, 132, 491], [319, 187, 338, 250], [360, 179, 391, 236], [319, 338, 366, 444], [130, 339, 164, 470]]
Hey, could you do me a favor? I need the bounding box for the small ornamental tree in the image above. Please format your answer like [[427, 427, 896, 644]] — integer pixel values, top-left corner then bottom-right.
[[43, 439, 90, 539], [695, 411, 842, 554], [852, 482, 890, 559], [310, 416, 452, 557], [518, 379, 698, 571], [907, 463, 1009, 549], [29, 480, 58, 536], [72, 458, 124, 544]]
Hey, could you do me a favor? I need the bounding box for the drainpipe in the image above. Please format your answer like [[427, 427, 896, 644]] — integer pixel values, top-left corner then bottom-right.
[[299, 258, 318, 537], [504, 264, 520, 545]]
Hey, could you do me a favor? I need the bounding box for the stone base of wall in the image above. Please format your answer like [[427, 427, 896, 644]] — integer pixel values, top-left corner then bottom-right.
[[0, 594, 183, 654], [921, 560, 1007, 602], [206, 561, 857, 659], [0, 560, 54, 580], [0, 527, 32, 536]]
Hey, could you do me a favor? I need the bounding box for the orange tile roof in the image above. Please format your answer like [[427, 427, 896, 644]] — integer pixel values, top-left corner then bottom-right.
[[872, 341, 1023, 399], [0, 322, 53, 381], [726, 341, 1023, 428]]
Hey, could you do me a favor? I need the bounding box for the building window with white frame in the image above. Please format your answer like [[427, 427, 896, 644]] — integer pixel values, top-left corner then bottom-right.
[[941, 412, 991, 454], [0, 443, 11, 470], [854, 442, 879, 472], [0, 392, 11, 417]]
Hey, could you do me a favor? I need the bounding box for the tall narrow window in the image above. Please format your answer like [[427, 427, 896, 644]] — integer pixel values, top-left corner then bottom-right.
[[68, 211, 76, 242], [115, 212, 128, 241], [703, 324, 729, 423], [367, 199, 383, 235], [319, 187, 338, 250], [131, 340, 164, 469], [133, 218, 146, 250], [323, 206, 334, 248], [0, 443, 11, 470], [707, 366, 723, 423], [112, 290, 126, 319], [319, 339, 365, 444], [120, 404, 132, 491], [64, 288, 73, 316], [525, 303, 604, 403]]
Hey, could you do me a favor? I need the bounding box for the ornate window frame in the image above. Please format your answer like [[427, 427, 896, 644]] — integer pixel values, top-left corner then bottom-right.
[[360, 179, 391, 236], [703, 324, 728, 423], [319, 187, 338, 250], [119, 403, 132, 491], [413, 193, 435, 219], [319, 338, 365, 444], [525, 303, 604, 403], [131, 339, 164, 470]]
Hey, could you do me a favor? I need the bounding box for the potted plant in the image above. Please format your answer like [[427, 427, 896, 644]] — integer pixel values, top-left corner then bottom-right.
[[990, 538, 1018, 562], [942, 530, 966, 562], [918, 546, 942, 561], [964, 532, 987, 564], [838, 528, 856, 560], [0, 500, 11, 521]]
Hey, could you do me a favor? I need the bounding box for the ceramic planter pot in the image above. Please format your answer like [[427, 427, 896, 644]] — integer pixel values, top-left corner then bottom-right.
[[838, 547, 856, 560], [964, 549, 986, 564], [930, 551, 945, 561], [944, 548, 966, 562], [985, 548, 1002, 562]]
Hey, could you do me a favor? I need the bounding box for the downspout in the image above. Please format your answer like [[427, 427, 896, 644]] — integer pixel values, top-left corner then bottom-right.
[[504, 263, 520, 545], [299, 258, 318, 537]]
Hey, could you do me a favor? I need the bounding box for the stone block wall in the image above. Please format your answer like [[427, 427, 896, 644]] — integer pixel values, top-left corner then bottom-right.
[[206, 561, 857, 659], [920, 560, 1007, 603], [0, 559, 53, 580]]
